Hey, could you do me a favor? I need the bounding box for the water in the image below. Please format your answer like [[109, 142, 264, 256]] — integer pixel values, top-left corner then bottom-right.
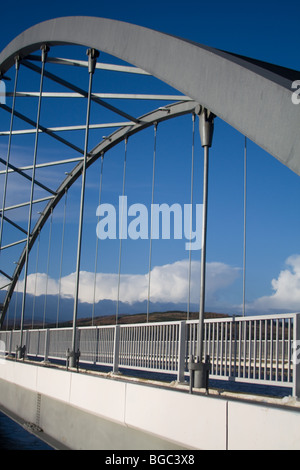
[[0, 412, 53, 450]]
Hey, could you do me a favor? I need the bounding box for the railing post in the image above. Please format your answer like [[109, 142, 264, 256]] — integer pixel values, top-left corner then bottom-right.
[[232, 316, 237, 379], [8, 330, 12, 355], [293, 313, 300, 397], [23, 330, 28, 358], [44, 328, 50, 363], [177, 321, 186, 383], [113, 325, 120, 374]]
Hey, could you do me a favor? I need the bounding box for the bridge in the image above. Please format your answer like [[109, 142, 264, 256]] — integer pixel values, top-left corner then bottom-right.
[[0, 17, 300, 450]]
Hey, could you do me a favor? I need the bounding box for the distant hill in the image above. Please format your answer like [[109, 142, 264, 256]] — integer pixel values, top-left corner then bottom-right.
[[1, 291, 231, 329], [49, 310, 230, 328]]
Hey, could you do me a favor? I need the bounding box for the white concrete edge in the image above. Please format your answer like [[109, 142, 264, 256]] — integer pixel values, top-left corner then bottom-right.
[[1, 360, 300, 449]]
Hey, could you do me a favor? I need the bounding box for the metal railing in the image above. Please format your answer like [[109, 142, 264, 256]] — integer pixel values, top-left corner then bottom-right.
[[1, 312, 300, 396]]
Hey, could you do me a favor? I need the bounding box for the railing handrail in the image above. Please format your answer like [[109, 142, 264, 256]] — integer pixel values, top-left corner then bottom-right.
[[198, 312, 299, 323], [2, 312, 300, 397], [7, 312, 299, 333]]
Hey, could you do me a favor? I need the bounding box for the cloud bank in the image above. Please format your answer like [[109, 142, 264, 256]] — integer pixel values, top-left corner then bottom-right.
[[4, 255, 299, 315], [3, 259, 240, 308]]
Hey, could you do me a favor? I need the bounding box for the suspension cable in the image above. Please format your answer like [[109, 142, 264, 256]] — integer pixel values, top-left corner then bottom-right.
[[187, 114, 196, 320], [0, 59, 20, 332], [56, 190, 67, 328], [147, 123, 158, 323], [43, 208, 53, 328], [20, 46, 48, 351], [0, 57, 20, 251], [13, 280, 19, 330], [5, 302, 9, 331], [243, 136, 247, 317], [71, 48, 99, 365], [92, 154, 104, 326], [32, 229, 41, 328], [116, 139, 128, 325]]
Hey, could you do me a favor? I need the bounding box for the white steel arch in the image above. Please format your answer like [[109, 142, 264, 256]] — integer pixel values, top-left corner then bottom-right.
[[0, 16, 299, 174]]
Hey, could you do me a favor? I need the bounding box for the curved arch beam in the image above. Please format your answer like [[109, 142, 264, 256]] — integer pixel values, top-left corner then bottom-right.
[[0, 100, 197, 325], [0, 16, 299, 174]]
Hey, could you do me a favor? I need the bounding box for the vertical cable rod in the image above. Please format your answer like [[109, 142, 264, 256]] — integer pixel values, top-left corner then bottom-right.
[[5, 304, 9, 331], [31, 229, 41, 328], [19, 46, 48, 354], [56, 190, 68, 328], [196, 108, 214, 368], [0, 57, 20, 250], [198, 144, 209, 361], [187, 113, 196, 320], [116, 141, 127, 325], [146, 123, 158, 323], [13, 280, 18, 330], [92, 154, 104, 326], [71, 49, 99, 366], [43, 208, 53, 328], [243, 136, 247, 317]]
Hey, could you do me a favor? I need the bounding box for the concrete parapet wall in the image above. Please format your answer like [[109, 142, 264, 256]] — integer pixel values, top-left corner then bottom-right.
[[0, 360, 299, 450]]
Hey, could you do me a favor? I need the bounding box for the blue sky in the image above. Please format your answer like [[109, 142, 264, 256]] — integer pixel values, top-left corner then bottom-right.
[[0, 0, 299, 322]]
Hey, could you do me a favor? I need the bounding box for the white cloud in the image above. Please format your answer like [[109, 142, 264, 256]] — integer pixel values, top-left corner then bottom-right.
[[10, 259, 240, 306], [5, 255, 300, 315], [247, 254, 300, 313]]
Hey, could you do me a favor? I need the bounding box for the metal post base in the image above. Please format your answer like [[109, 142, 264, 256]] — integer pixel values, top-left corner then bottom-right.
[[188, 355, 210, 393], [66, 348, 80, 370], [16, 345, 26, 360]]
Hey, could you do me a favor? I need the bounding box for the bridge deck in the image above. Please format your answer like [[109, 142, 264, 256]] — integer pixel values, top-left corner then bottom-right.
[[0, 357, 299, 450]]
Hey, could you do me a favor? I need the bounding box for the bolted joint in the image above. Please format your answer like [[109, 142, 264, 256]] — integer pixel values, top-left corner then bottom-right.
[[188, 354, 211, 393], [40, 45, 50, 64], [87, 48, 100, 75], [14, 55, 20, 71], [198, 108, 215, 148], [66, 348, 81, 369], [16, 344, 26, 360]]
